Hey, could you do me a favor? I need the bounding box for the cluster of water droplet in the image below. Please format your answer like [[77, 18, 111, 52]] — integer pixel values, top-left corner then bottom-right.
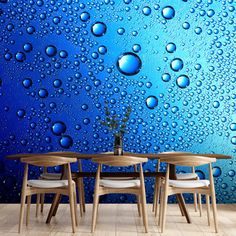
[[0, 0, 235, 203]]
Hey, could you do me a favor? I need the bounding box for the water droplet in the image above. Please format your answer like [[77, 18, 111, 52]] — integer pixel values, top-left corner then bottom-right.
[[15, 52, 26, 62], [4, 52, 12, 61], [98, 45, 107, 55], [53, 79, 62, 88], [59, 135, 73, 149], [117, 27, 125, 35], [91, 22, 107, 37], [182, 22, 190, 29], [59, 50, 68, 58], [176, 75, 190, 88], [213, 166, 221, 177], [22, 78, 32, 89], [146, 96, 158, 109], [53, 16, 61, 24], [207, 9, 215, 17], [230, 123, 236, 131], [117, 52, 142, 76], [166, 42, 176, 53], [231, 136, 236, 145], [45, 45, 57, 57], [228, 170, 235, 177], [51, 121, 67, 136], [195, 27, 202, 35], [142, 6, 151, 16], [38, 88, 48, 98], [23, 43, 33, 52], [16, 109, 26, 118], [194, 63, 201, 70], [80, 12, 90, 22], [132, 44, 141, 53], [162, 73, 171, 82], [26, 26, 35, 34], [170, 58, 183, 71], [213, 101, 220, 108], [162, 6, 175, 20]]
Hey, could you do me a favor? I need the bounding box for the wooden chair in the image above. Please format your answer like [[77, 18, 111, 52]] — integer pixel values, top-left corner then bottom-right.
[[158, 155, 218, 233], [36, 152, 86, 217], [91, 155, 148, 233], [153, 152, 202, 217], [19, 156, 78, 233]]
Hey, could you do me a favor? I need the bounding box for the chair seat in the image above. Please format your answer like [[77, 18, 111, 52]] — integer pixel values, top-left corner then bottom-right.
[[176, 173, 198, 180], [40, 173, 62, 180], [28, 179, 74, 188], [100, 179, 140, 188], [169, 179, 210, 188]]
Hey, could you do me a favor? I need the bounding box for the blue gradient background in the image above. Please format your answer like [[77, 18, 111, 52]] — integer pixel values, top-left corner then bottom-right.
[[0, 0, 235, 203]]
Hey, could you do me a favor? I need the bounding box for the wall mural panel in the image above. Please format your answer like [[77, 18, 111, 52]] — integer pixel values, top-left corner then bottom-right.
[[0, 0, 235, 203]]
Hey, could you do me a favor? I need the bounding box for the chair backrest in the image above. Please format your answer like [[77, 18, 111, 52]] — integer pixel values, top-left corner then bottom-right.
[[159, 155, 216, 167], [21, 155, 77, 167], [92, 155, 148, 167]]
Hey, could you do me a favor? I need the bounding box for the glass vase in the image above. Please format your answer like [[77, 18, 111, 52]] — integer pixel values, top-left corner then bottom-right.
[[114, 132, 123, 155]]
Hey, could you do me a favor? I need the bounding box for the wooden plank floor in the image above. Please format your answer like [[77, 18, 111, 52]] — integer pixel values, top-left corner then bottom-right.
[[0, 204, 235, 236]]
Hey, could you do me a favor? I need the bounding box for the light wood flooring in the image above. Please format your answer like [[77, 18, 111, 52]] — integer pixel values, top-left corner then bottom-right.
[[0, 204, 235, 236]]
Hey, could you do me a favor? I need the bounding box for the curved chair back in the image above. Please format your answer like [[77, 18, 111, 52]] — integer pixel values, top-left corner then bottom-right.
[[92, 155, 148, 167], [159, 155, 216, 167], [21, 155, 77, 167]]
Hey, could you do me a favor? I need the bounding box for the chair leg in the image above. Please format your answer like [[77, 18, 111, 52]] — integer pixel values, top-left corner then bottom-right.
[[161, 188, 168, 233], [152, 177, 158, 212], [140, 193, 148, 233], [154, 178, 161, 217], [69, 189, 76, 233], [81, 178, 86, 213], [18, 192, 26, 233], [73, 185, 78, 226], [193, 193, 198, 212], [211, 193, 219, 233], [91, 193, 99, 233], [137, 195, 142, 217], [40, 194, 45, 213], [206, 195, 211, 226], [26, 195, 31, 226], [36, 194, 40, 217], [158, 186, 164, 226], [198, 193, 202, 217], [77, 178, 83, 217]]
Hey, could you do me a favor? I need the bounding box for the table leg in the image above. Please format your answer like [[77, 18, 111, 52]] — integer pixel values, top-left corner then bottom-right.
[[169, 164, 191, 224]]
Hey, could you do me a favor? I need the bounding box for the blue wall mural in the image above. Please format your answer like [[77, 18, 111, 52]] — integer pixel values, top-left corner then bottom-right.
[[0, 0, 235, 203]]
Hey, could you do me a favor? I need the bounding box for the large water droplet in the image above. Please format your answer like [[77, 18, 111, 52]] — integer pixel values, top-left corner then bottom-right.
[[15, 52, 26, 62], [231, 136, 236, 145], [38, 88, 48, 98], [162, 73, 171, 82], [162, 6, 175, 20], [166, 43, 176, 53], [51, 121, 67, 136], [176, 75, 190, 88], [142, 6, 151, 16], [117, 52, 142, 76], [80, 12, 90, 22], [22, 78, 32, 89], [16, 109, 26, 118], [230, 123, 236, 131], [59, 135, 73, 149], [170, 58, 183, 71], [45, 45, 57, 57], [146, 96, 158, 109], [91, 22, 107, 37], [23, 43, 33, 52], [213, 166, 221, 177]]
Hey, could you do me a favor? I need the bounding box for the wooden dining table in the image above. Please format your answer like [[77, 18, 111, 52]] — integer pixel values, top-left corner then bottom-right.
[[6, 151, 231, 225]]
